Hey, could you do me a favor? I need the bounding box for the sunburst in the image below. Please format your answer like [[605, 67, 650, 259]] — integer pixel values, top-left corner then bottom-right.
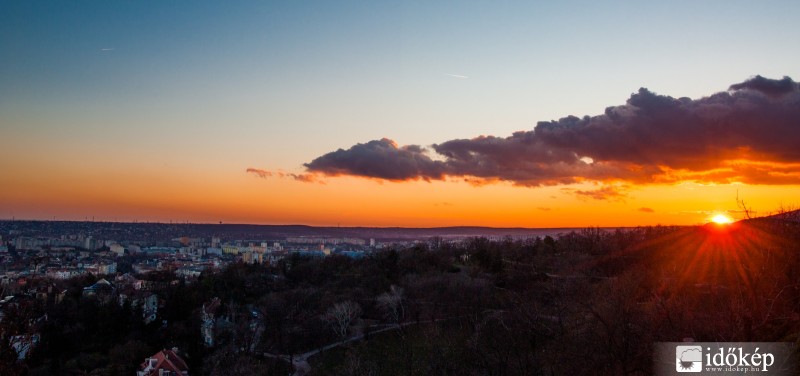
[[709, 213, 733, 225]]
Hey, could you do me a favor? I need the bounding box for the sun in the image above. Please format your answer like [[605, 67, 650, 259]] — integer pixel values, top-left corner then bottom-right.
[[710, 213, 733, 225]]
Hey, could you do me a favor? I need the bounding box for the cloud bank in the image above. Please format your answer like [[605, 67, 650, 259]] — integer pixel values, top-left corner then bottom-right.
[[303, 76, 800, 187]]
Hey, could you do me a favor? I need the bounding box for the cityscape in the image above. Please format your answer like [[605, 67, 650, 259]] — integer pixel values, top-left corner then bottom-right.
[[2, 215, 800, 375], [0, 219, 577, 285], [0, 219, 608, 374]]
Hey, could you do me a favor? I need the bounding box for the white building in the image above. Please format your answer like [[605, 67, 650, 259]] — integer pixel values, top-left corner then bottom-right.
[[109, 244, 126, 256]]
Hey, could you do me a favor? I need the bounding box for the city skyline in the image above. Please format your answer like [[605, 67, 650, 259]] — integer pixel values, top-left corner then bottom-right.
[[2, 1, 800, 227]]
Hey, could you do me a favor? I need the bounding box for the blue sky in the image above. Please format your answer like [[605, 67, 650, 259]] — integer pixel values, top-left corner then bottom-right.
[[4, 1, 798, 152]]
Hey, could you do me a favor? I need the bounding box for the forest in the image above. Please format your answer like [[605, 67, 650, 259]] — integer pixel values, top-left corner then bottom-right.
[[2, 216, 800, 375]]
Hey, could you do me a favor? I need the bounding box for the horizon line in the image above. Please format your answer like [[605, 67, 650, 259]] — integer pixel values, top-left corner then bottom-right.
[[0, 217, 686, 230]]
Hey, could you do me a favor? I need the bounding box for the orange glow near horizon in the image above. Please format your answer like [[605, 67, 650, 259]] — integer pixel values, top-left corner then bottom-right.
[[0, 140, 797, 228], [1, 162, 798, 228]]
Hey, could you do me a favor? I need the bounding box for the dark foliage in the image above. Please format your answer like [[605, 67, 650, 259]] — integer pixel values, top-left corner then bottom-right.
[[6, 219, 800, 375]]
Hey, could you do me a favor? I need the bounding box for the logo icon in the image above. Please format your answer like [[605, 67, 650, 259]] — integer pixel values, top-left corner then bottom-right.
[[676, 345, 702, 372]]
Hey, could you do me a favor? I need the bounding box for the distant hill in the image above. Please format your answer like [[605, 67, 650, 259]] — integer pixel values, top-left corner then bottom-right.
[[0, 220, 626, 243], [761, 209, 800, 223]]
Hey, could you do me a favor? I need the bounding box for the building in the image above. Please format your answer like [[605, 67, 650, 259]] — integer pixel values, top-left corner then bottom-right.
[[176, 266, 204, 278], [241, 250, 265, 264], [109, 243, 126, 256], [46, 268, 83, 280], [84, 236, 97, 250], [201, 297, 221, 347], [120, 291, 159, 324], [136, 348, 189, 376], [82, 278, 116, 302], [10, 334, 40, 360], [221, 245, 241, 255], [141, 293, 158, 324], [99, 262, 117, 275], [15, 237, 47, 250]]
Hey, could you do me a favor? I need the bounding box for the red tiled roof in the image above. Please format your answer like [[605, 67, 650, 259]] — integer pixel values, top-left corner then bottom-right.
[[138, 349, 189, 375]]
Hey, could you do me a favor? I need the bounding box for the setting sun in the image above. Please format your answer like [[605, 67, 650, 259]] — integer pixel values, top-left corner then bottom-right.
[[710, 214, 734, 225]]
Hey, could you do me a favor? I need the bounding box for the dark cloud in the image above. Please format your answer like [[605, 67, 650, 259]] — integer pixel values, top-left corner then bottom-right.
[[639, 207, 655, 213], [729, 75, 799, 98], [304, 138, 446, 181], [303, 76, 800, 187]]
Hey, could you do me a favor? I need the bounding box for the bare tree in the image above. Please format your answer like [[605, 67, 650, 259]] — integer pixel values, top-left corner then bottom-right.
[[323, 301, 362, 339], [775, 202, 799, 221], [376, 285, 405, 324], [736, 190, 755, 219]]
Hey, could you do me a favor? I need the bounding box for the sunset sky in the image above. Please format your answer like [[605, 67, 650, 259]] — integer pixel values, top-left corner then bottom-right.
[[2, 1, 799, 227]]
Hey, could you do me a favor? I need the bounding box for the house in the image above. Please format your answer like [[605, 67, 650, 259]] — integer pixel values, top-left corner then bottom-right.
[[136, 348, 189, 376], [140, 293, 158, 324], [4, 310, 46, 360], [82, 278, 115, 297], [201, 297, 221, 347], [10, 334, 40, 360], [82, 278, 117, 304], [120, 290, 159, 324], [115, 273, 138, 289]]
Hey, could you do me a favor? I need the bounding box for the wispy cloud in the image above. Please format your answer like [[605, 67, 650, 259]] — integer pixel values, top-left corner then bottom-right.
[[100, 48, 114, 52], [444, 73, 469, 79], [303, 75, 800, 187], [638, 207, 655, 213], [566, 185, 628, 201], [245, 168, 272, 178], [246, 168, 321, 183]]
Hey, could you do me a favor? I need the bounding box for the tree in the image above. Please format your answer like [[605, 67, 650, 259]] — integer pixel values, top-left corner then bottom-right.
[[736, 190, 755, 219], [376, 285, 404, 324], [322, 301, 361, 339]]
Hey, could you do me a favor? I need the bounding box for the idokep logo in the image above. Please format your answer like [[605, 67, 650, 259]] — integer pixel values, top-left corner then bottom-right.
[[656, 342, 794, 375], [676, 345, 703, 373]]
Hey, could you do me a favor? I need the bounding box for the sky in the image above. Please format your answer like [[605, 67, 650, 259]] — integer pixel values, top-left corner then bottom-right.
[[1, 0, 799, 227]]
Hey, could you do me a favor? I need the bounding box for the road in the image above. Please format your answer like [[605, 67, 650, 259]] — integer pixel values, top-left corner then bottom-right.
[[263, 319, 456, 375]]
